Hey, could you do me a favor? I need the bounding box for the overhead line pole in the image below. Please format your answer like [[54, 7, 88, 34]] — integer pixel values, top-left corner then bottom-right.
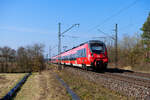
[[49, 46, 51, 64], [115, 24, 118, 68], [58, 23, 61, 70], [97, 24, 118, 68], [58, 23, 79, 70]]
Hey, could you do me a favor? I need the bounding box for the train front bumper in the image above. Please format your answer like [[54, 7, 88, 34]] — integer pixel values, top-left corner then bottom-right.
[[90, 58, 108, 69]]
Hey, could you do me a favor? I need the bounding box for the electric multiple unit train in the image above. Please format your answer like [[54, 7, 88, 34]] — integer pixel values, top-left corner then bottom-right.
[[51, 40, 108, 70]]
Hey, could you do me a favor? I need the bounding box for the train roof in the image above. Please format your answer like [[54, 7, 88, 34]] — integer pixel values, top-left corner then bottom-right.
[[52, 40, 104, 58]]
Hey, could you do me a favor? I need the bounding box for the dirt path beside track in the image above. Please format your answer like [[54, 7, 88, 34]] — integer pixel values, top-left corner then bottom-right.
[[14, 70, 71, 100], [39, 73, 48, 100]]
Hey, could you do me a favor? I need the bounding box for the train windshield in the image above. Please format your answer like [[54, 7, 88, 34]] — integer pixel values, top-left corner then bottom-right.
[[90, 43, 105, 54]]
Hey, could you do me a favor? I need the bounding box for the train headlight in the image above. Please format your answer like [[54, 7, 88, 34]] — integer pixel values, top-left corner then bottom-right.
[[88, 54, 90, 60]]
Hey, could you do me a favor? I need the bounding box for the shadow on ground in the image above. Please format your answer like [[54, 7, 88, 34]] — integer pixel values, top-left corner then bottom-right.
[[97, 68, 134, 73]]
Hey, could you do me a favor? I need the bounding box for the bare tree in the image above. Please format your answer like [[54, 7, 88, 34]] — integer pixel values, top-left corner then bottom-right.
[[16, 44, 45, 73]]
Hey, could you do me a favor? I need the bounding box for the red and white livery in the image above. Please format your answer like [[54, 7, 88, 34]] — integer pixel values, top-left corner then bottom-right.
[[51, 40, 108, 70]]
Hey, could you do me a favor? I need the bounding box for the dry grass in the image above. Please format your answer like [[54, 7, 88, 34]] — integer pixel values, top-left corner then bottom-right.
[[0, 73, 25, 98], [14, 73, 41, 100], [57, 68, 129, 100], [109, 63, 150, 73], [14, 70, 71, 100], [132, 64, 150, 73]]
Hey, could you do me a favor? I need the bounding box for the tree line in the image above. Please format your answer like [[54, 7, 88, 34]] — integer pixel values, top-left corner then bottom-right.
[[108, 13, 150, 71], [0, 44, 45, 73], [0, 13, 150, 72]]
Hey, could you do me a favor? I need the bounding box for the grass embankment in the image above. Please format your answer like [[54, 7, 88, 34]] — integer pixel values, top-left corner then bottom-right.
[[109, 63, 150, 73], [0, 73, 25, 98], [132, 64, 150, 73], [56, 67, 129, 100], [14, 70, 71, 100]]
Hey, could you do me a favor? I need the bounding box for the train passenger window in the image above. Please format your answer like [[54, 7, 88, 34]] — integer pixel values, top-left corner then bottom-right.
[[76, 48, 86, 58], [79, 50, 82, 57], [80, 50, 83, 57], [82, 49, 83, 57], [77, 50, 80, 58], [83, 48, 86, 57]]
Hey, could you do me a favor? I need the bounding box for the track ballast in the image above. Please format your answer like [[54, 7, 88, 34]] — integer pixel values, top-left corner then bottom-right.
[[63, 66, 150, 100]]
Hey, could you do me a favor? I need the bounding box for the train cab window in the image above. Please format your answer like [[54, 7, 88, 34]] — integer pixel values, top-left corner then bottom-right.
[[90, 43, 105, 54]]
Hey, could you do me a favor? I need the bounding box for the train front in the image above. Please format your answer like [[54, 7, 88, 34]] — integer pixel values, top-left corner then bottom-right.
[[88, 41, 108, 70]]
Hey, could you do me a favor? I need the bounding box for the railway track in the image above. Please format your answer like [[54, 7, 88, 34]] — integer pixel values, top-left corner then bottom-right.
[[122, 71, 150, 79], [104, 73, 150, 88], [63, 66, 150, 100]]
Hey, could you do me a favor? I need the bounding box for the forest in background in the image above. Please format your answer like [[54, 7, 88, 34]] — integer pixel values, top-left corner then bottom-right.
[[108, 13, 150, 71], [0, 44, 45, 73]]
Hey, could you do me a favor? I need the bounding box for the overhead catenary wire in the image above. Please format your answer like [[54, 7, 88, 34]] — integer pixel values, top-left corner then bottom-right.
[[63, 34, 109, 40], [62, 34, 80, 39], [97, 29, 115, 40], [58, 23, 79, 70], [88, 0, 139, 32]]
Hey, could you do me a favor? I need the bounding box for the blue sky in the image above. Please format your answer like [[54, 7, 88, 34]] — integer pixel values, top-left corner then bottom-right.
[[0, 0, 150, 56]]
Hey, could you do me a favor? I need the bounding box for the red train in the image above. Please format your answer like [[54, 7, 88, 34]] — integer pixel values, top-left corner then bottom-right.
[[51, 40, 108, 70]]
